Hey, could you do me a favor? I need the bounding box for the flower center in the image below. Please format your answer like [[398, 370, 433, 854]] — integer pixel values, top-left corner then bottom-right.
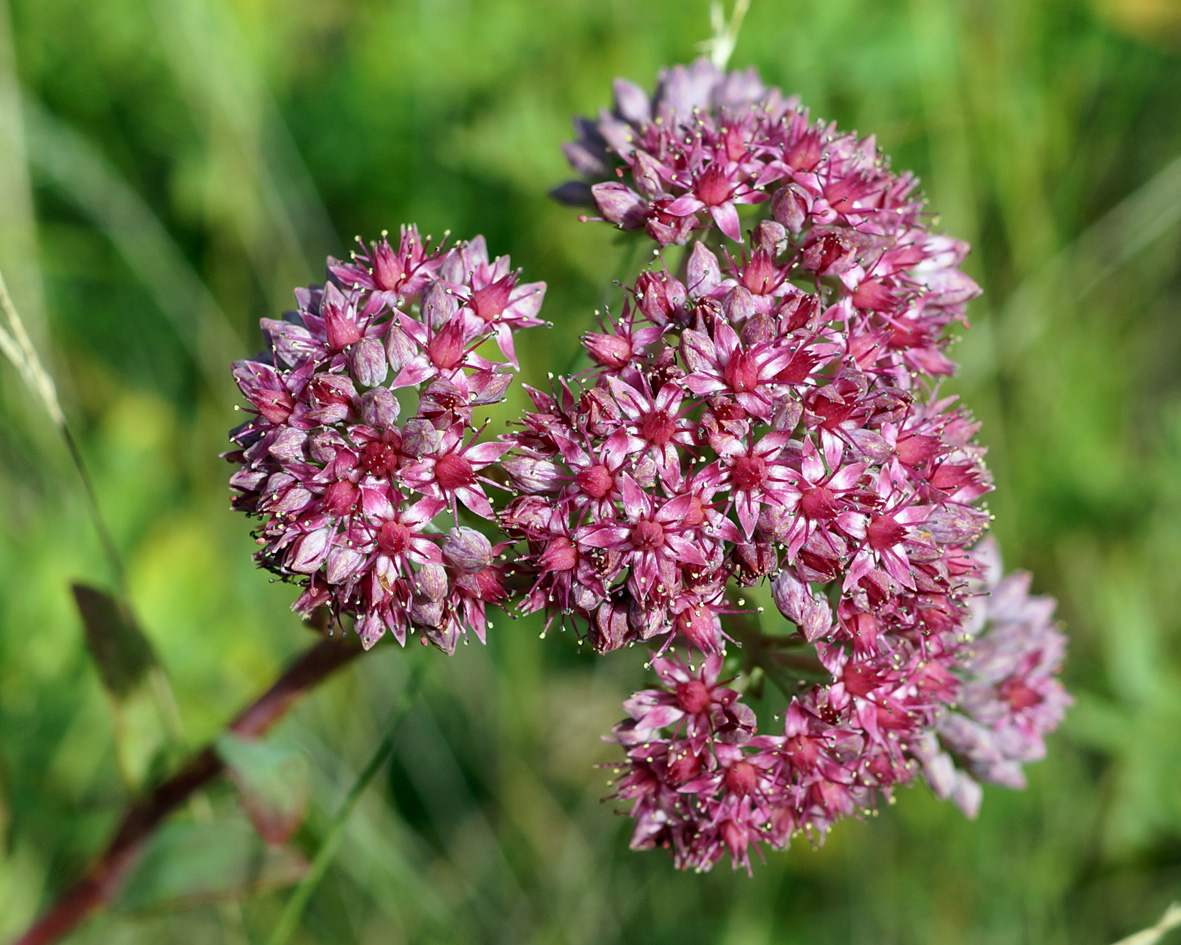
[[435, 452, 475, 491], [1001, 678, 1042, 711], [360, 439, 400, 477], [800, 486, 838, 520], [675, 679, 712, 715], [867, 514, 907, 550], [640, 410, 675, 445], [576, 463, 614, 499], [377, 521, 411, 555], [631, 519, 665, 551], [731, 454, 767, 491]]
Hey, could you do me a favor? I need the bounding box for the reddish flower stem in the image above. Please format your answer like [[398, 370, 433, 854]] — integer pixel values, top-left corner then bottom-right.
[[10, 636, 365, 945]]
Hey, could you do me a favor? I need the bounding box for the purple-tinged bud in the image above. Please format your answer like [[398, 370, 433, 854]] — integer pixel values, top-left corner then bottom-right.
[[443, 527, 493, 573], [349, 337, 388, 387], [612, 77, 651, 123], [325, 545, 365, 584], [421, 280, 459, 328], [740, 312, 775, 347], [501, 495, 551, 533], [687, 241, 722, 297], [308, 429, 344, 465], [591, 182, 648, 230], [771, 569, 833, 642], [772, 183, 812, 233], [583, 331, 634, 368], [752, 220, 786, 254], [927, 504, 988, 545], [401, 419, 443, 457], [409, 597, 446, 629], [420, 620, 460, 655], [290, 528, 332, 573], [385, 322, 418, 373], [591, 600, 635, 653], [722, 286, 756, 323], [414, 562, 450, 601], [268, 427, 307, 463], [503, 456, 563, 493], [360, 388, 400, 430], [468, 369, 514, 406]]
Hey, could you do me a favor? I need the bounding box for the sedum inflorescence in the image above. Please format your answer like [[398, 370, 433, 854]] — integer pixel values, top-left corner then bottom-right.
[[227, 57, 1069, 873]]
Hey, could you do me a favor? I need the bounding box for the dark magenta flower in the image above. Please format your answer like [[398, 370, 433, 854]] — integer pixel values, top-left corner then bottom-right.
[[540, 58, 1069, 870]]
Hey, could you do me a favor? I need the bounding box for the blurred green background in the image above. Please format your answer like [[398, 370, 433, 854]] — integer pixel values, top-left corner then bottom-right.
[[2, 0, 1181, 942]]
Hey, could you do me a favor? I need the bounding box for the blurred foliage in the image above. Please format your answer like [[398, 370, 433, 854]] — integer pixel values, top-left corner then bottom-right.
[[1, 0, 1180, 942]]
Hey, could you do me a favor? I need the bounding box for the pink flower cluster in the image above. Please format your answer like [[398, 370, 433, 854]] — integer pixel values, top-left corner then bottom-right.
[[226, 56, 1070, 873], [538, 58, 1069, 867], [913, 538, 1073, 817], [609, 538, 1069, 872], [227, 228, 545, 652], [512, 57, 988, 657]]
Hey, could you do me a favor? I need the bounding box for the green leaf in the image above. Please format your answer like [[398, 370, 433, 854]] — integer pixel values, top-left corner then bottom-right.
[[112, 816, 308, 914], [217, 733, 311, 846], [72, 583, 168, 788], [72, 584, 157, 698]]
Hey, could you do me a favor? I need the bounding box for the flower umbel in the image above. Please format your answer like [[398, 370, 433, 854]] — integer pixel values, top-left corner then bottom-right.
[[537, 58, 1069, 870], [227, 228, 545, 653]]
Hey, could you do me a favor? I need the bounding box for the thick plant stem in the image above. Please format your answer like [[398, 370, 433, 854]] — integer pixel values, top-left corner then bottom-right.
[[10, 636, 365, 945]]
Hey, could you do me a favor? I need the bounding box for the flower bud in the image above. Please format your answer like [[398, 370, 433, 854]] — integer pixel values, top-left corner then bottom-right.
[[771, 569, 833, 641], [722, 286, 755, 323], [322, 284, 363, 350], [772, 183, 812, 233], [591, 600, 635, 653], [414, 562, 450, 602], [385, 322, 418, 373], [360, 387, 400, 429], [421, 280, 459, 328], [443, 527, 493, 573], [591, 182, 648, 230], [634, 271, 686, 325], [349, 337, 388, 387], [675, 603, 723, 654], [583, 331, 634, 368]]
